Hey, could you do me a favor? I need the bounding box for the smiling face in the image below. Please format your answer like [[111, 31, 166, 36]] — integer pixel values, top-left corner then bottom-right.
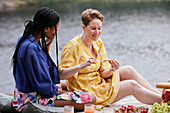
[[83, 18, 102, 42]]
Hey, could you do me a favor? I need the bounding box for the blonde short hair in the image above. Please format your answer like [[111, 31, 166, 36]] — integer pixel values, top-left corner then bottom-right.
[[81, 8, 104, 26]]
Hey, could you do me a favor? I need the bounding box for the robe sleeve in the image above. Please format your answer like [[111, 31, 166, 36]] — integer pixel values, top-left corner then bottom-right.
[[98, 39, 111, 72], [59, 40, 79, 73], [24, 44, 58, 98]]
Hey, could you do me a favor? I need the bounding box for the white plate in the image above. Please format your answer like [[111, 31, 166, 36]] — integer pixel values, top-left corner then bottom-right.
[[102, 59, 113, 61]]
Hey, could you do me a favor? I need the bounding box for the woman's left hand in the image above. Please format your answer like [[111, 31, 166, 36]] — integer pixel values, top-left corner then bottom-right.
[[100, 59, 119, 78], [45, 34, 55, 51], [108, 60, 119, 72], [46, 36, 55, 47]]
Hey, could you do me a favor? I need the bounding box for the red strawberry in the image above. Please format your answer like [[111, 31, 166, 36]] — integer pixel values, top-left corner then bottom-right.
[[127, 107, 131, 111], [128, 105, 131, 107], [143, 109, 147, 113], [122, 105, 126, 109], [136, 107, 138, 112], [141, 109, 144, 113], [145, 107, 148, 112], [121, 107, 126, 111], [124, 110, 127, 113], [128, 110, 133, 113]]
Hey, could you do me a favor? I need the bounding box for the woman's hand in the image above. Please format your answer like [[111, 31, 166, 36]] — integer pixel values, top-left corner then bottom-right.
[[60, 57, 96, 80], [109, 60, 119, 72], [100, 59, 119, 78], [80, 57, 96, 69], [45, 34, 55, 51]]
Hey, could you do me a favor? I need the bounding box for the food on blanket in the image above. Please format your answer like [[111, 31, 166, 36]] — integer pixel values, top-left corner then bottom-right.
[[150, 102, 170, 113], [167, 101, 170, 105], [156, 82, 170, 89], [84, 104, 94, 113], [162, 89, 170, 103], [84, 108, 94, 113], [102, 59, 113, 61], [115, 109, 120, 113], [119, 105, 149, 113]]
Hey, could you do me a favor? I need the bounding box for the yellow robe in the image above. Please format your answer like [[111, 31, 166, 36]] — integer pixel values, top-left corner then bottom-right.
[[59, 35, 120, 110]]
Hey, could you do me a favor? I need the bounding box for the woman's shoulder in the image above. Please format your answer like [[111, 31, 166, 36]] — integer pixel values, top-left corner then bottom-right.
[[23, 41, 38, 50], [64, 35, 81, 48], [20, 39, 41, 56]]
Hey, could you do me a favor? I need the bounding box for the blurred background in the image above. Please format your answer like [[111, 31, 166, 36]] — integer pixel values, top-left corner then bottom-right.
[[0, 0, 170, 94]]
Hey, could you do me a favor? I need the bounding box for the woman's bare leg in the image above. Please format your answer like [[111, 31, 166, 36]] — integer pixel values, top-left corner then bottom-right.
[[54, 94, 96, 111], [119, 66, 161, 94], [112, 80, 162, 104]]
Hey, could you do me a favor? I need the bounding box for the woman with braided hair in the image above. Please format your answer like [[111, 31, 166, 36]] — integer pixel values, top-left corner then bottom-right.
[[11, 7, 96, 112]]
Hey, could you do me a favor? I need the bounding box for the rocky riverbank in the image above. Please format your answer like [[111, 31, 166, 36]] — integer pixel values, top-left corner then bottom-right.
[[0, 0, 26, 11]]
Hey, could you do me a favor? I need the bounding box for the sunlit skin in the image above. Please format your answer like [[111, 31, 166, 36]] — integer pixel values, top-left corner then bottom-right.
[[81, 18, 102, 43]]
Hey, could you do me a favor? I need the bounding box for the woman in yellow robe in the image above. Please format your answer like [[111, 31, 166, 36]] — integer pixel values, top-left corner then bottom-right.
[[59, 35, 120, 109], [59, 8, 162, 110]]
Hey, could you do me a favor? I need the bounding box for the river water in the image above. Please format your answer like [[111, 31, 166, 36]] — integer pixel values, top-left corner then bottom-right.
[[0, 1, 170, 94]]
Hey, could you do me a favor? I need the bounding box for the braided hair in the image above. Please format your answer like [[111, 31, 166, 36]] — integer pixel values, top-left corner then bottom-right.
[[12, 7, 60, 74]]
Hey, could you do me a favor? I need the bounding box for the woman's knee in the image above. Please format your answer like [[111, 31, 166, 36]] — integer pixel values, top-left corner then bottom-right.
[[129, 80, 141, 89], [119, 65, 136, 80], [123, 65, 136, 73]]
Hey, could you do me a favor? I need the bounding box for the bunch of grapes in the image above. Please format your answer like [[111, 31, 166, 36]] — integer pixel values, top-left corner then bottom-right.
[[150, 102, 170, 113], [119, 105, 149, 113]]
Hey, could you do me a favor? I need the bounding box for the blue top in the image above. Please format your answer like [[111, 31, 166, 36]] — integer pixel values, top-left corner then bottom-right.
[[13, 35, 60, 98]]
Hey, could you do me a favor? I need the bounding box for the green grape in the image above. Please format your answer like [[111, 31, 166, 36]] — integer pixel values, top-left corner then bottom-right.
[[151, 102, 170, 113]]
